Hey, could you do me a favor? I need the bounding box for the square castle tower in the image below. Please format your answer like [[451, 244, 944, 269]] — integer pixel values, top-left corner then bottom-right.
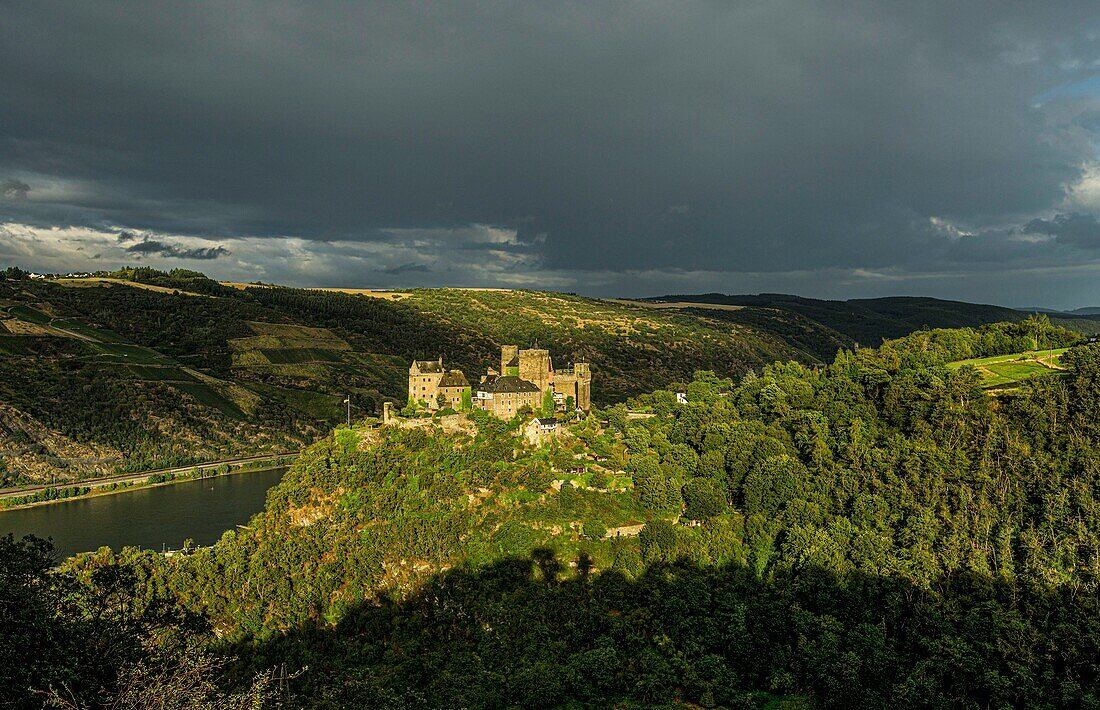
[[497, 345, 591, 411]]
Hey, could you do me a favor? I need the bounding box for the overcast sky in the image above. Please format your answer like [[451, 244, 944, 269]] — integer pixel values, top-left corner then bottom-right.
[[3, 2, 1100, 307]]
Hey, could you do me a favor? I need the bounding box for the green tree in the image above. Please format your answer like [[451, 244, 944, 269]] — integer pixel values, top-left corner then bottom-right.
[[682, 477, 727, 519], [624, 426, 651, 455], [639, 520, 679, 562], [541, 388, 556, 418]]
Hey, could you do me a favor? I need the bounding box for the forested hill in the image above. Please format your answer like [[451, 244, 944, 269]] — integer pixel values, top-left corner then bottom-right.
[[646, 292, 1100, 345], [9, 319, 1100, 707], [0, 267, 827, 486]]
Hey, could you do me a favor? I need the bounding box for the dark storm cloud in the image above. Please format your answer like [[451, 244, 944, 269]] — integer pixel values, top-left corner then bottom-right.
[[1, 180, 30, 200], [380, 262, 432, 276], [2, 2, 1100, 304], [125, 239, 229, 260], [1024, 213, 1100, 249]]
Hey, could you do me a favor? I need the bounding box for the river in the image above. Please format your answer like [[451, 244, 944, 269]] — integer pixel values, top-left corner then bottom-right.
[[0, 467, 286, 558]]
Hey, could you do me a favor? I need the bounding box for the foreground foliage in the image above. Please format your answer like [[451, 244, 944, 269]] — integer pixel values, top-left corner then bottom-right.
[[6, 316, 1100, 707]]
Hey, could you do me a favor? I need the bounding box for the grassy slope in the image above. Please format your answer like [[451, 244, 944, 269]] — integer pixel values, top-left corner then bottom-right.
[[0, 274, 816, 485], [947, 348, 1068, 390]]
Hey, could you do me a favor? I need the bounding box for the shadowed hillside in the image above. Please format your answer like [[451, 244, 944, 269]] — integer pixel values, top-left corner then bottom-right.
[[647, 293, 1100, 345]]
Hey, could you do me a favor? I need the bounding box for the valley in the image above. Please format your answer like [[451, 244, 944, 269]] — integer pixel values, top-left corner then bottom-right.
[[6, 267, 1094, 490]]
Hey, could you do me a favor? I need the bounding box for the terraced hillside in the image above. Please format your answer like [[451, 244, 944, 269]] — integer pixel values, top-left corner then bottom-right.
[[0, 268, 826, 486]]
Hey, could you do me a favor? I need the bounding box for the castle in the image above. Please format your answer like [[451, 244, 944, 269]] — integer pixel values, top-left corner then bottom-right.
[[408, 345, 591, 418]]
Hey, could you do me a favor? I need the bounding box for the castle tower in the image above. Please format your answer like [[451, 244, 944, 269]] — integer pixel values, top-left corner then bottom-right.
[[518, 349, 553, 393], [573, 362, 591, 410]]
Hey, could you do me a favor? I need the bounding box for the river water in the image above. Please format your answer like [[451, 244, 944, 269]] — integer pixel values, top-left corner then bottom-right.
[[0, 467, 286, 558]]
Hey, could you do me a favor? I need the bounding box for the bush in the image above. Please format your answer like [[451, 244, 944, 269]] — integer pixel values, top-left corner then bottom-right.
[[583, 521, 607, 540]]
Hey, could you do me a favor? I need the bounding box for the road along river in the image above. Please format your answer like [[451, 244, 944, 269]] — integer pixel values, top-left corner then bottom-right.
[[0, 466, 287, 558]]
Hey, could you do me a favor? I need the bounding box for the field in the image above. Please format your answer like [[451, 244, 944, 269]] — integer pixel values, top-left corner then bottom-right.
[[947, 348, 1068, 390], [55, 276, 210, 298]]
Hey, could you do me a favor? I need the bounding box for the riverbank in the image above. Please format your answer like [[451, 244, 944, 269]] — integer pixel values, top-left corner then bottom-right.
[[0, 467, 289, 558], [0, 455, 297, 512]]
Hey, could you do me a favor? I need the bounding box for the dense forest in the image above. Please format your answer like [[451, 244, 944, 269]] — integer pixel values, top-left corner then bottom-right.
[[5, 317, 1100, 707], [652, 292, 1100, 344]]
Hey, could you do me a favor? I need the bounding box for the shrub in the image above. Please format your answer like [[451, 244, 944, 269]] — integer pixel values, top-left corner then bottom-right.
[[583, 521, 607, 540]]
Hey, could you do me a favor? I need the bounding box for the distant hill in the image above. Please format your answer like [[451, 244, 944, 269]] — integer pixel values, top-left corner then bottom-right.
[[5, 268, 1096, 486], [643, 293, 1100, 345], [0, 269, 827, 485], [1068, 306, 1100, 316]]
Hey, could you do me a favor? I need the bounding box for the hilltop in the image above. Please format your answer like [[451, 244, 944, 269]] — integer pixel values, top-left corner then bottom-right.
[[645, 292, 1100, 344], [13, 319, 1100, 707]]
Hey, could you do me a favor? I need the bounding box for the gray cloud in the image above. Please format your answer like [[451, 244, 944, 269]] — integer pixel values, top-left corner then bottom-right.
[[1, 180, 30, 200], [1, 3, 1100, 305], [379, 262, 432, 275], [125, 239, 229, 260], [1024, 213, 1100, 249]]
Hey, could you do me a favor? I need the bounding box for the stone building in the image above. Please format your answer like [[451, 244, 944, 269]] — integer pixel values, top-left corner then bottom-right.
[[492, 345, 591, 412], [524, 417, 560, 446], [408, 357, 471, 411], [554, 362, 591, 412], [474, 374, 542, 418], [408, 344, 591, 419], [436, 370, 470, 410], [408, 357, 445, 405]]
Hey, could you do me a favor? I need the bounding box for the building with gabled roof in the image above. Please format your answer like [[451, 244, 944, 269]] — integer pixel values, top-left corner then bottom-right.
[[436, 370, 470, 410], [408, 344, 591, 418], [525, 416, 561, 445], [475, 374, 541, 418], [409, 357, 471, 411]]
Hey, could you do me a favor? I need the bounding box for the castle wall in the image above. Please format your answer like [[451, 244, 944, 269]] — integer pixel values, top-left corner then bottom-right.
[[574, 362, 591, 410], [553, 363, 591, 410]]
